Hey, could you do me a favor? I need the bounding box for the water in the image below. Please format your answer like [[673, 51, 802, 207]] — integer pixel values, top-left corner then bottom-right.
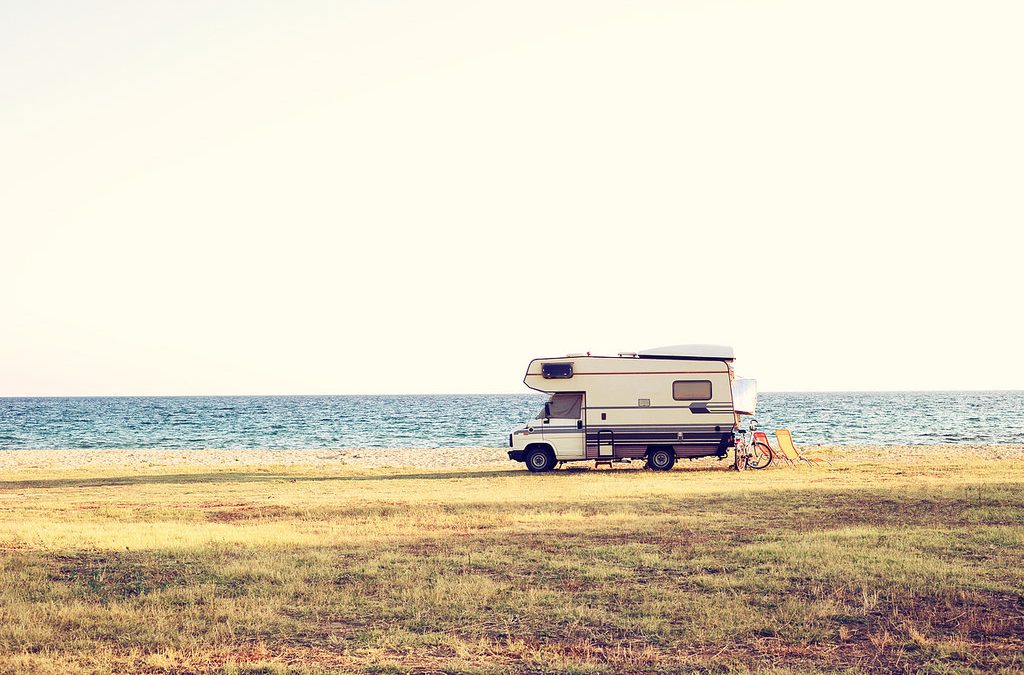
[[0, 392, 1022, 450], [754, 391, 1024, 445]]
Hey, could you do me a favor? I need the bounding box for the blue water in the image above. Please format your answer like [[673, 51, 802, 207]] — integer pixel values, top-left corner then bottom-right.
[[0, 392, 1021, 450]]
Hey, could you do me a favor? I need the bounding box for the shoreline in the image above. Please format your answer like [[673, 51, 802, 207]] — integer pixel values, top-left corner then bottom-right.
[[1, 444, 1023, 471]]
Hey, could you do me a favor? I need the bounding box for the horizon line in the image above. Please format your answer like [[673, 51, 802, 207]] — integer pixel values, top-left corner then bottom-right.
[[1, 389, 1023, 399]]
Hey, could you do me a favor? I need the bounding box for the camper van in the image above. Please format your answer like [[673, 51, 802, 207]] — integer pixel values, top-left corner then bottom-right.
[[507, 345, 757, 472]]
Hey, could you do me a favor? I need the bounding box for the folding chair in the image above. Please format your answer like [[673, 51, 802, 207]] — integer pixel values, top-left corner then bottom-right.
[[752, 431, 790, 466], [775, 429, 828, 466]]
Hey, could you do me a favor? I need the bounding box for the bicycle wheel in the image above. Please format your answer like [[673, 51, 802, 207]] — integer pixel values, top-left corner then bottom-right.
[[733, 445, 748, 471], [748, 441, 774, 469]]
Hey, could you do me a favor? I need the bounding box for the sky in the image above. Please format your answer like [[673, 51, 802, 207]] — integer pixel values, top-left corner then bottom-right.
[[2, 0, 1022, 396]]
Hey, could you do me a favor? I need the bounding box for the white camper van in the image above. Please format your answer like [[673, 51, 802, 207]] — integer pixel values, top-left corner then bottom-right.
[[507, 345, 757, 472]]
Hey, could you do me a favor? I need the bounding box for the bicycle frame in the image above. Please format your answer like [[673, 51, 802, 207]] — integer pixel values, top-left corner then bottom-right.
[[734, 418, 772, 470]]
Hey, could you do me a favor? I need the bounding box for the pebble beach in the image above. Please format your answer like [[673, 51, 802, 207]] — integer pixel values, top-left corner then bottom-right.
[[2, 444, 1023, 472]]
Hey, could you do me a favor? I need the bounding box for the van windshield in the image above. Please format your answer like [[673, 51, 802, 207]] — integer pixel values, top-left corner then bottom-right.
[[535, 393, 583, 419]]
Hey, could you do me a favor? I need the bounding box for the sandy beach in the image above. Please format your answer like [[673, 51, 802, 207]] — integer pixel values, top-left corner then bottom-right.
[[2, 443, 1023, 471]]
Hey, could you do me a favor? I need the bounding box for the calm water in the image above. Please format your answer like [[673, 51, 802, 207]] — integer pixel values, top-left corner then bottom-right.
[[0, 392, 1022, 450]]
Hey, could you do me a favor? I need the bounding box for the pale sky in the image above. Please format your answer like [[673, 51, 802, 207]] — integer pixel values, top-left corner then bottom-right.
[[2, 1, 1022, 396]]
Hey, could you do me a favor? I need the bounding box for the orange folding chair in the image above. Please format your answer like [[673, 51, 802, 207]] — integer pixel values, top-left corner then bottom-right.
[[752, 431, 788, 466], [775, 429, 828, 466]]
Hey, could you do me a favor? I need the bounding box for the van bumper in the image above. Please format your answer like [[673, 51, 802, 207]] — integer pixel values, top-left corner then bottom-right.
[[508, 450, 525, 462]]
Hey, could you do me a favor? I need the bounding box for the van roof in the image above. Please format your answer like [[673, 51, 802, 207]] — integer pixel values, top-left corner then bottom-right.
[[637, 344, 735, 360]]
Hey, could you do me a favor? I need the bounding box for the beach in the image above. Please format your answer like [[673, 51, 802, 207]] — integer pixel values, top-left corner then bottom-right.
[[1, 443, 1024, 471]]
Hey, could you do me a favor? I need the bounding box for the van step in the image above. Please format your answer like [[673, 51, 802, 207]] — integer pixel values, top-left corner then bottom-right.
[[594, 458, 632, 468]]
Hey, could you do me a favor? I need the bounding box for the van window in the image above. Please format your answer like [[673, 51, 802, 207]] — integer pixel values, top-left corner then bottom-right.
[[535, 393, 583, 419], [672, 380, 712, 401], [541, 362, 573, 379]]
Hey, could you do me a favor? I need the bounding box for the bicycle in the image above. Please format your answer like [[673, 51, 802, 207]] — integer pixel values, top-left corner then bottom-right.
[[733, 418, 773, 470]]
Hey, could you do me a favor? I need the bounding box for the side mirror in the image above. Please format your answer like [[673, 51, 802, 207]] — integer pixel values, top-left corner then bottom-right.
[[544, 402, 551, 418]]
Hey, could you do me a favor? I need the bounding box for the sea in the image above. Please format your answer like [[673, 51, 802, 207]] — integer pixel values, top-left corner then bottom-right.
[[0, 391, 1022, 450]]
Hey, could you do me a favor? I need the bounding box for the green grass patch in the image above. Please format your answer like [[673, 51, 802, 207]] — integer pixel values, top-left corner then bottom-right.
[[1, 456, 1022, 672]]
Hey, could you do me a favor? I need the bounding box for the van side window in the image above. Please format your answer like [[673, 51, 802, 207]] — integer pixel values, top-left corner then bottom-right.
[[672, 380, 712, 401], [541, 363, 573, 379], [535, 393, 583, 419]]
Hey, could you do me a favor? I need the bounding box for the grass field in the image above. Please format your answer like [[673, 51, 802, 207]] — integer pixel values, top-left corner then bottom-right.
[[1, 453, 1022, 673]]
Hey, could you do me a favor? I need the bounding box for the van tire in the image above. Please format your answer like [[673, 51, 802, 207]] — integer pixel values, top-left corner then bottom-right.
[[525, 447, 556, 473], [647, 447, 675, 471]]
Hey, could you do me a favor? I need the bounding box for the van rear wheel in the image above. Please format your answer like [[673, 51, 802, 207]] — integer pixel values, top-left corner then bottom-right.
[[647, 447, 675, 471], [525, 447, 556, 473]]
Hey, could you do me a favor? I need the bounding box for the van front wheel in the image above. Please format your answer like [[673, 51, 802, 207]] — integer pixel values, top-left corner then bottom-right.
[[647, 447, 676, 471], [525, 448, 556, 473]]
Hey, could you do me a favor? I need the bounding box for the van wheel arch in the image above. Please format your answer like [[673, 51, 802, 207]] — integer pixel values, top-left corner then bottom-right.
[[646, 446, 676, 471], [524, 444, 556, 472]]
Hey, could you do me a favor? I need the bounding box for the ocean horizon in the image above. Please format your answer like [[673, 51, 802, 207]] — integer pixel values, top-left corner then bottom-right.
[[1, 391, 1022, 450]]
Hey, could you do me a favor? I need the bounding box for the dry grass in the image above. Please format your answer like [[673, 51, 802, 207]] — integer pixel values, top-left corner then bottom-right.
[[1, 452, 1023, 673]]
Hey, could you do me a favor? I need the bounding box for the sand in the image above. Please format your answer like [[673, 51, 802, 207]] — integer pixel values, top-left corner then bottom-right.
[[0, 447, 509, 471], [1, 444, 1023, 471]]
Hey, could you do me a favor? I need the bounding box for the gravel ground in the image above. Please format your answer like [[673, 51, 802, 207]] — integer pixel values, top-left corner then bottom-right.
[[1, 444, 1023, 471], [0, 447, 511, 471]]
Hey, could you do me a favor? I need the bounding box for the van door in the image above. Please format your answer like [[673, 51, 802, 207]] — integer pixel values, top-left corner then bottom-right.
[[541, 392, 585, 460]]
